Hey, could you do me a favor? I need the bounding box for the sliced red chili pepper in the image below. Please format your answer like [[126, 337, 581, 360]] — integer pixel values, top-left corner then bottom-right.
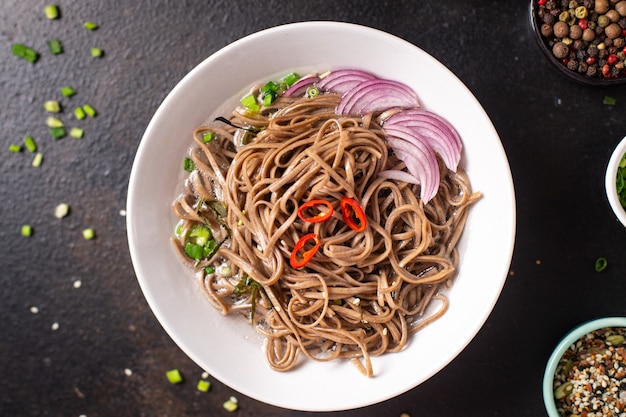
[[297, 199, 334, 223], [290, 233, 321, 269], [340, 197, 367, 232]]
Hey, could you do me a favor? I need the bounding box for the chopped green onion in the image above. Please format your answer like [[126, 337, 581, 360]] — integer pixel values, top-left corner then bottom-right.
[[165, 369, 183, 384], [603, 96, 617, 106], [197, 380, 211, 392], [49, 127, 67, 139], [82, 104, 97, 117], [306, 86, 320, 98], [202, 131, 215, 143], [223, 397, 238, 412], [184, 242, 203, 260], [54, 203, 70, 219], [82, 228, 95, 240], [595, 257, 608, 272], [90, 47, 103, 57], [261, 81, 279, 94], [44, 4, 59, 19], [174, 221, 183, 236], [46, 116, 64, 128], [24, 136, 37, 152], [44, 100, 61, 113], [83, 21, 99, 30], [74, 107, 86, 120], [240, 94, 260, 112], [262, 91, 277, 106], [47, 39, 63, 55], [204, 266, 215, 274], [12, 43, 39, 63], [60, 86, 75, 97], [21, 225, 33, 237], [32, 152, 43, 167], [202, 239, 218, 258], [70, 127, 84, 139], [8, 144, 22, 153], [183, 157, 194, 172], [280, 72, 300, 87], [189, 224, 211, 246]]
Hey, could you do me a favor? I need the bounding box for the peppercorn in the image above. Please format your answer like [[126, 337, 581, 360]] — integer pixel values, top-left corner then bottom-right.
[[553, 41, 570, 58], [567, 58, 579, 70], [599, 14, 611, 27], [583, 27, 596, 40], [541, 23, 554, 37], [554, 20, 570, 37], [606, 22, 623, 37], [575, 5, 589, 18], [607, 9, 621, 22], [596, 0, 610, 14], [570, 24, 583, 38], [617, 1, 626, 16]]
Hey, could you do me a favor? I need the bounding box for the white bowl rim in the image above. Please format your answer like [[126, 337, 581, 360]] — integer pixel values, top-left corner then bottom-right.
[[542, 316, 626, 417], [605, 135, 626, 228]]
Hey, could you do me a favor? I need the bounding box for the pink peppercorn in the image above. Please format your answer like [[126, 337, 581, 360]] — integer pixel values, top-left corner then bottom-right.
[[578, 19, 588, 30], [608, 54, 619, 65]]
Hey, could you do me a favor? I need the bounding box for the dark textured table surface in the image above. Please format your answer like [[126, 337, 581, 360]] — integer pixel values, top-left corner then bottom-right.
[[3, 1, 626, 416]]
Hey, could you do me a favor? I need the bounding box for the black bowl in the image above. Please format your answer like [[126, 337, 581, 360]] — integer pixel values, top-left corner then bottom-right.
[[529, 0, 626, 86]]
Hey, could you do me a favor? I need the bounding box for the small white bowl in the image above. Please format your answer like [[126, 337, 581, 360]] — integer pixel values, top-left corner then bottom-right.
[[605, 136, 626, 227]]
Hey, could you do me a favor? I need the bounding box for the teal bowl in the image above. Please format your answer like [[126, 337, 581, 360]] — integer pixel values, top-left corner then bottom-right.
[[543, 317, 626, 416]]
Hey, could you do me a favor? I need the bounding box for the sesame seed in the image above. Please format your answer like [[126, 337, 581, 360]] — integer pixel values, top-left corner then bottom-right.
[[201, 371, 209, 379], [51, 322, 59, 330], [119, 209, 127, 216], [30, 306, 39, 314], [124, 368, 132, 376], [73, 280, 82, 289]]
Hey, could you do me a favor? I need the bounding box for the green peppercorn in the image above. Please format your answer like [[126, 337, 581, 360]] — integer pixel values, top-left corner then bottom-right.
[[575, 6, 588, 18], [598, 14, 610, 27], [559, 10, 571, 21]]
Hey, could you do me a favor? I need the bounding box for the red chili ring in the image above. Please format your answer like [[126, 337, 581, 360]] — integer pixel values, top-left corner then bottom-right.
[[340, 197, 367, 232], [290, 233, 321, 269], [297, 199, 334, 223]]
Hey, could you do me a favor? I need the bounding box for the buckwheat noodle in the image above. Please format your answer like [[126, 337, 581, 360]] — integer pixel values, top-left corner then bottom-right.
[[172, 93, 480, 376]]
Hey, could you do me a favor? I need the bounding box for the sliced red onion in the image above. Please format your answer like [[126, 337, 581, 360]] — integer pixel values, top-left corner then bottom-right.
[[383, 125, 440, 203], [317, 69, 377, 94], [283, 75, 320, 97], [337, 79, 419, 116], [378, 169, 421, 185], [385, 109, 462, 171]]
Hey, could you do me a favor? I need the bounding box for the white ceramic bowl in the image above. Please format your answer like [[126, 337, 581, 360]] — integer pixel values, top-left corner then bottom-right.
[[127, 21, 516, 411], [605, 136, 626, 227]]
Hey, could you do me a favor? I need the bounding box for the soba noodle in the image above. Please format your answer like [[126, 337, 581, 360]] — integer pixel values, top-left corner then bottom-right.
[[172, 90, 480, 376]]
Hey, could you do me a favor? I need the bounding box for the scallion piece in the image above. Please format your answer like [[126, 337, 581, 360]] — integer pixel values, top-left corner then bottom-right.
[[603, 96, 617, 106], [8, 144, 22, 153], [223, 397, 238, 412], [74, 107, 86, 120], [12, 43, 39, 63], [260, 80, 279, 94], [32, 152, 43, 167], [46, 116, 64, 128], [197, 380, 211, 392], [60, 86, 75, 97], [204, 266, 215, 274], [21, 225, 33, 237], [44, 4, 59, 19], [165, 369, 183, 384], [281, 72, 300, 87], [240, 94, 260, 112], [82, 104, 97, 117], [90, 47, 103, 57], [82, 228, 95, 240], [595, 257, 608, 272], [24, 136, 37, 152], [189, 224, 211, 246], [202, 131, 215, 143], [183, 157, 194, 172], [70, 127, 84, 139], [49, 127, 66, 139], [184, 242, 203, 260], [262, 91, 277, 106], [83, 21, 99, 30], [44, 100, 61, 113], [47, 39, 63, 55]]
